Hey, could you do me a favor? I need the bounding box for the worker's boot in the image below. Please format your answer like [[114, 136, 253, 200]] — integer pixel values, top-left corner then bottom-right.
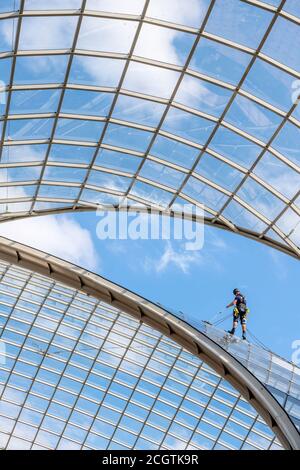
[[228, 328, 235, 335], [242, 332, 247, 340]]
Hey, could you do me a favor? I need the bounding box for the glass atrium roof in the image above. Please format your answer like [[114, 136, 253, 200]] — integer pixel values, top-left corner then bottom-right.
[[0, 236, 299, 450], [0, 258, 285, 450], [0, 0, 300, 258]]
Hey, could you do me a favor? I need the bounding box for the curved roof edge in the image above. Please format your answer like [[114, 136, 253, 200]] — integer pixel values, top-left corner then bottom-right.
[[0, 235, 299, 450], [1, 205, 299, 261]]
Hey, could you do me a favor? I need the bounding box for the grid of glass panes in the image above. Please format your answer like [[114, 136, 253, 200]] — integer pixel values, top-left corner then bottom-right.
[[200, 322, 300, 432], [0, 260, 282, 450], [0, 0, 300, 257]]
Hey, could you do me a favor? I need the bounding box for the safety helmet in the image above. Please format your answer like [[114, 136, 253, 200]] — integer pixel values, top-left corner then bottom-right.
[[233, 288, 240, 295]]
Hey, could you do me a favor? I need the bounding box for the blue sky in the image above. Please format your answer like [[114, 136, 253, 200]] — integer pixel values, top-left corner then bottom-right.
[[47, 210, 300, 364]]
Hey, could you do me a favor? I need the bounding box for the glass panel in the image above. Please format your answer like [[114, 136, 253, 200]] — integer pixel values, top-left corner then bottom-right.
[[80, 189, 121, 206], [237, 178, 285, 220], [130, 181, 174, 207], [190, 38, 251, 86], [19, 16, 78, 50], [223, 200, 267, 233], [33, 201, 73, 212], [2, 144, 47, 163], [103, 123, 153, 152], [225, 95, 281, 142], [25, 0, 82, 8], [0, 0, 20, 12], [263, 16, 300, 72], [162, 107, 214, 144], [0, 201, 32, 213], [0, 58, 12, 88], [86, 0, 144, 15], [9, 90, 60, 114], [0, 19, 17, 52], [147, 0, 211, 28], [14, 55, 69, 85], [134, 23, 194, 66], [209, 127, 261, 168], [95, 149, 140, 173], [55, 118, 105, 142], [284, 0, 300, 17], [38, 185, 80, 200], [87, 170, 131, 192], [272, 122, 300, 166], [1, 166, 41, 182], [276, 208, 300, 245], [62, 89, 114, 117], [78, 17, 138, 54], [0, 184, 37, 198], [6, 118, 54, 140], [151, 135, 199, 169], [195, 153, 244, 191], [49, 144, 95, 164], [286, 396, 300, 419], [205, 0, 272, 48], [139, 160, 185, 189], [43, 166, 87, 183], [242, 58, 296, 112], [123, 62, 180, 99], [69, 56, 125, 87], [112, 95, 165, 127], [176, 75, 232, 117], [254, 152, 300, 199], [183, 177, 228, 211]]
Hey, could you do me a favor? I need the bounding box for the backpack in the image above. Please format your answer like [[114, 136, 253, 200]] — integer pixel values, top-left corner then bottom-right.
[[236, 295, 247, 313]]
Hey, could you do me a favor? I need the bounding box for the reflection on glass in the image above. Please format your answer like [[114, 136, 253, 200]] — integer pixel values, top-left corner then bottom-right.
[[103, 123, 153, 152], [151, 135, 199, 169], [134, 23, 194, 66], [205, 0, 272, 48], [62, 90, 114, 117], [196, 153, 243, 191], [140, 160, 185, 189], [176, 75, 232, 117], [123, 62, 180, 99], [225, 94, 281, 142], [9, 90, 60, 115], [190, 38, 251, 85], [162, 107, 214, 144], [6, 118, 54, 140], [19, 16, 77, 50], [55, 118, 105, 142], [95, 149, 140, 173], [113, 95, 165, 127]]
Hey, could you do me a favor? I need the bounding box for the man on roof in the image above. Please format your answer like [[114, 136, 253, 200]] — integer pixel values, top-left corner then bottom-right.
[[226, 288, 249, 341]]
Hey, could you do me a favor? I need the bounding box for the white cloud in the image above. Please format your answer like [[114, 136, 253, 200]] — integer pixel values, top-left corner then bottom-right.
[[0, 215, 99, 271], [146, 241, 203, 274], [78, 16, 138, 54], [147, 0, 208, 28]]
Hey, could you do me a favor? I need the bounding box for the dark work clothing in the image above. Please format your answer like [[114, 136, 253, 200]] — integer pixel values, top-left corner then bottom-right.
[[233, 309, 247, 325], [234, 294, 247, 313]]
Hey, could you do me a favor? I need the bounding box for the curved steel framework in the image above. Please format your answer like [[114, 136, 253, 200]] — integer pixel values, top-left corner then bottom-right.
[[0, 0, 299, 257], [0, 236, 299, 449]]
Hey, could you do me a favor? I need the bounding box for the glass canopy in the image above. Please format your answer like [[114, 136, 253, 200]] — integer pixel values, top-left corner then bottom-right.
[[0, 259, 284, 450], [0, 0, 300, 258]]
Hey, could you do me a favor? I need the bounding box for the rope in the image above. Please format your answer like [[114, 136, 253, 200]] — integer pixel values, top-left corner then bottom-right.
[[209, 311, 223, 324], [247, 328, 271, 352], [208, 311, 272, 353], [211, 311, 232, 327]]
